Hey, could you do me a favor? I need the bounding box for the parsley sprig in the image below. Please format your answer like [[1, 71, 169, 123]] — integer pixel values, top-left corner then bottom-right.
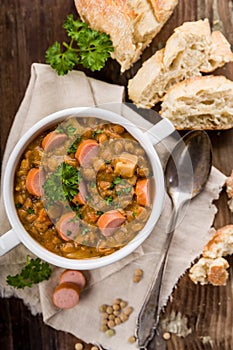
[[45, 14, 114, 75], [6, 257, 52, 289], [43, 162, 81, 205]]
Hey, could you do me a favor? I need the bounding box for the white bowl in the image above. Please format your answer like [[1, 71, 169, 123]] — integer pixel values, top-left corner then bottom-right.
[[0, 107, 174, 269]]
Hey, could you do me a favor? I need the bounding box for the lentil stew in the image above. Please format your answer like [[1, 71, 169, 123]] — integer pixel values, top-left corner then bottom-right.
[[14, 116, 154, 259]]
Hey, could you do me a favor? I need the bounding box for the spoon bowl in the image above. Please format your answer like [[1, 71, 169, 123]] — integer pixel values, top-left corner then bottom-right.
[[165, 130, 212, 231]]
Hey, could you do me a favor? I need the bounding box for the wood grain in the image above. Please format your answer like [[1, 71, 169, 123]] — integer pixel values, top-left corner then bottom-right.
[[0, 0, 233, 349]]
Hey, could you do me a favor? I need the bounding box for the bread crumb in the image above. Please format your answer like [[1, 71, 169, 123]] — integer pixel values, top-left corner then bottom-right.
[[161, 311, 192, 337], [225, 171, 233, 212], [163, 332, 171, 340], [75, 343, 83, 350], [189, 225, 233, 286]]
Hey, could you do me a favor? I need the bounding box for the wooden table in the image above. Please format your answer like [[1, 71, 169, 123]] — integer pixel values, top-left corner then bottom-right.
[[0, 1, 233, 349]]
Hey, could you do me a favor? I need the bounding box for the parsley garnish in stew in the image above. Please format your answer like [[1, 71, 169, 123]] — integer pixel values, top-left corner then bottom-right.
[[27, 208, 35, 214], [67, 135, 82, 154], [43, 162, 81, 205]]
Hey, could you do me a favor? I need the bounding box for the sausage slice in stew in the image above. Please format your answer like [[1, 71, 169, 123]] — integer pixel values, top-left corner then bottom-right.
[[56, 212, 79, 241], [97, 210, 126, 237], [75, 139, 99, 167], [42, 131, 67, 151], [25, 168, 42, 197]]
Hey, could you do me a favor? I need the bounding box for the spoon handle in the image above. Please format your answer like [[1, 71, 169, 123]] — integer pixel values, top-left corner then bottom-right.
[[136, 207, 179, 349]]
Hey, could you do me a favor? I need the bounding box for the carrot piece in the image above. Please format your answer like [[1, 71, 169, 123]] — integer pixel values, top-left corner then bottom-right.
[[135, 178, 150, 207], [25, 168, 41, 197]]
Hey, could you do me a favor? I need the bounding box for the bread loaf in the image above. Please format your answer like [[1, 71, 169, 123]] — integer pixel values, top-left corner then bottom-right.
[[74, 0, 178, 72], [160, 75, 233, 130], [128, 19, 233, 108], [189, 225, 233, 286]]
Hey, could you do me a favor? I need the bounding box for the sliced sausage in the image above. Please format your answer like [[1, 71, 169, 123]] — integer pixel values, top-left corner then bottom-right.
[[42, 131, 67, 151], [25, 168, 41, 197], [72, 180, 87, 205], [135, 178, 150, 207], [56, 212, 79, 241], [52, 282, 80, 309], [59, 270, 86, 290], [75, 139, 99, 167], [97, 210, 126, 237]]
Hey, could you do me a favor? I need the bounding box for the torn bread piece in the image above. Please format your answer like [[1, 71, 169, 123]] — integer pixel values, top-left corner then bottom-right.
[[189, 257, 229, 286], [200, 31, 233, 73], [74, 0, 178, 72], [189, 225, 233, 286], [163, 18, 212, 69], [128, 19, 233, 108], [225, 170, 233, 212], [160, 75, 233, 130]]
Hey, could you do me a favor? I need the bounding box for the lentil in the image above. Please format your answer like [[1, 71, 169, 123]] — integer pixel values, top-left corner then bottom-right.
[[107, 320, 115, 328], [133, 268, 143, 283], [99, 304, 107, 313], [120, 313, 128, 322], [128, 336, 136, 343], [113, 298, 121, 304], [113, 310, 120, 316], [133, 275, 141, 283], [105, 329, 115, 337], [120, 301, 127, 308], [106, 306, 113, 314], [100, 325, 109, 332], [115, 317, 121, 325], [75, 343, 83, 350], [113, 303, 120, 311], [163, 332, 171, 340], [124, 306, 134, 315], [134, 268, 143, 276]]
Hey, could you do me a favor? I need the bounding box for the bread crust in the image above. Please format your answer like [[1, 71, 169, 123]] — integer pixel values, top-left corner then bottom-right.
[[149, 0, 178, 22], [74, 0, 178, 71]]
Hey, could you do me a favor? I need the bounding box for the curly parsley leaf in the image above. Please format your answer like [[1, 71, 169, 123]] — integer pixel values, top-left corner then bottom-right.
[[43, 162, 81, 205], [78, 28, 114, 71], [45, 41, 79, 76], [45, 15, 113, 75], [6, 257, 52, 289]]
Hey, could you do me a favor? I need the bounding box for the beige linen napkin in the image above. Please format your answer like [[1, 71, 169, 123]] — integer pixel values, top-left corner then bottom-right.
[[0, 63, 226, 350]]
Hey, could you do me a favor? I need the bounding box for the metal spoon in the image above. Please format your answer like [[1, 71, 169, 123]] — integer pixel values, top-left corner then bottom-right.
[[137, 130, 212, 349]]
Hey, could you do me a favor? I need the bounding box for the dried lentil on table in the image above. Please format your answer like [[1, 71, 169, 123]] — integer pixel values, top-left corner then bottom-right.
[[99, 298, 134, 337]]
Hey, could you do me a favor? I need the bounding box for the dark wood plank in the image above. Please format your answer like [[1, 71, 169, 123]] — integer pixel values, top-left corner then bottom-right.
[[0, 0, 233, 349]]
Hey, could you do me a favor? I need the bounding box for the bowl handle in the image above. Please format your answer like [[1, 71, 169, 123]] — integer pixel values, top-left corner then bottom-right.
[[144, 118, 175, 145], [0, 229, 20, 256]]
